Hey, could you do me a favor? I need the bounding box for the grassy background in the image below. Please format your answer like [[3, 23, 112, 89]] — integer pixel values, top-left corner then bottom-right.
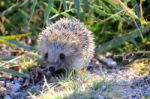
[[1, 0, 150, 54]]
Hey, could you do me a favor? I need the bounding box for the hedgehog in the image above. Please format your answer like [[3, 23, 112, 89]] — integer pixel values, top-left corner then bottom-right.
[[37, 18, 95, 72]]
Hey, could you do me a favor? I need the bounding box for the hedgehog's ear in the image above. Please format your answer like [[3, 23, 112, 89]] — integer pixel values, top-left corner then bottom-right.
[[72, 44, 80, 53]]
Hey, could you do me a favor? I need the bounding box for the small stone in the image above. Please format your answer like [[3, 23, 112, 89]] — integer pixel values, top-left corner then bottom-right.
[[0, 77, 7, 81], [97, 95, 104, 99], [106, 52, 113, 57], [143, 90, 150, 96], [146, 75, 150, 83], [98, 56, 117, 68], [101, 85, 107, 91], [0, 81, 5, 87], [6, 82, 12, 89], [4, 95, 12, 99], [106, 58, 117, 67], [18, 77, 24, 83], [22, 79, 30, 87], [10, 92, 23, 98], [1, 72, 12, 79], [0, 87, 7, 95], [13, 77, 18, 83], [11, 83, 21, 92]]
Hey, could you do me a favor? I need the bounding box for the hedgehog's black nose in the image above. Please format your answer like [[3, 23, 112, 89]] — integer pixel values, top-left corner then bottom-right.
[[49, 67, 55, 72]]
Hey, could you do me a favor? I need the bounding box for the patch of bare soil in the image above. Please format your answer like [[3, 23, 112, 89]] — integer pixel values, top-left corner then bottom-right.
[[88, 56, 150, 99]]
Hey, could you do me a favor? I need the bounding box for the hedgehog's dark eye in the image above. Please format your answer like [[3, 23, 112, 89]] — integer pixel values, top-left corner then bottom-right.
[[44, 53, 48, 60], [59, 53, 65, 60]]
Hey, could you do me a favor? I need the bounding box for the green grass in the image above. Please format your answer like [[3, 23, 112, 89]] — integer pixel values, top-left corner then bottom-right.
[[1, 0, 150, 53]]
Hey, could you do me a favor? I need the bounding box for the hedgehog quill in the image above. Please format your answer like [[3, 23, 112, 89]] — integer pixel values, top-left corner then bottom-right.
[[38, 18, 95, 72]]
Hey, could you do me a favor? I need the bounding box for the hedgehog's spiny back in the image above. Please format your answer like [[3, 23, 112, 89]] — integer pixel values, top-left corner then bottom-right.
[[53, 18, 85, 32], [52, 18, 93, 49]]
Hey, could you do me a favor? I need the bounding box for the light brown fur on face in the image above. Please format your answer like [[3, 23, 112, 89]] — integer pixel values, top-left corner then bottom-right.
[[38, 18, 95, 72]]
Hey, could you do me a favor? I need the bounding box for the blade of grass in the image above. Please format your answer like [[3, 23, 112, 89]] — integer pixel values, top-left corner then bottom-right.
[[0, 67, 28, 78], [19, 0, 29, 7], [44, 0, 53, 25], [41, 1, 58, 14], [26, 52, 46, 66], [0, 39, 11, 46], [90, 5, 111, 17], [73, 0, 80, 17], [0, 55, 22, 67], [0, 56, 16, 61], [7, 40, 36, 51], [100, 10, 123, 24], [131, 0, 140, 17], [105, 0, 121, 10], [96, 23, 150, 54], [62, 0, 67, 11], [0, 55, 28, 78], [29, 0, 37, 22], [18, 8, 30, 18], [49, 9, 74, 20], [119, 0, 138, 19], [98, 0, 111, 13], [0, 3, 19, 16], [0, 33, 28, 40]]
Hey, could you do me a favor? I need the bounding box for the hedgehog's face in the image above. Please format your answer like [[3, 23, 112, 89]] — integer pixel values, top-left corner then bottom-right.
[[44, 51, 66, 72], [42, 43, 78, 72]]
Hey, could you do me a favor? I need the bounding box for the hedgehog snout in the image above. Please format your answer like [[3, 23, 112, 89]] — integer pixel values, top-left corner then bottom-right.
[[48, 62, 64, 72], [48, 63, 58, 72], [49, 66, 55, 72]]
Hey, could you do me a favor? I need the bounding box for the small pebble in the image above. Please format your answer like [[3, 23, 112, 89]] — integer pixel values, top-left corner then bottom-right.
[[10, 92, 23, 98], [99, 56, 117, 67], [97, 95, 104, 99], [18, 77, 24, 83], [6, 82, 12, 88], [11, 83, 21, 92], [0, 87, 7, 95], [105, 58, 117, 67], [0, 81, 5, 87], [4, 95, 12, 99]]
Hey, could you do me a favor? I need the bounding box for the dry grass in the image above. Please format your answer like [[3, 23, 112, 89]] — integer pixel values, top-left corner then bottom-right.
[[29, 58, 150, 99], [30, 70, 106, 99]]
